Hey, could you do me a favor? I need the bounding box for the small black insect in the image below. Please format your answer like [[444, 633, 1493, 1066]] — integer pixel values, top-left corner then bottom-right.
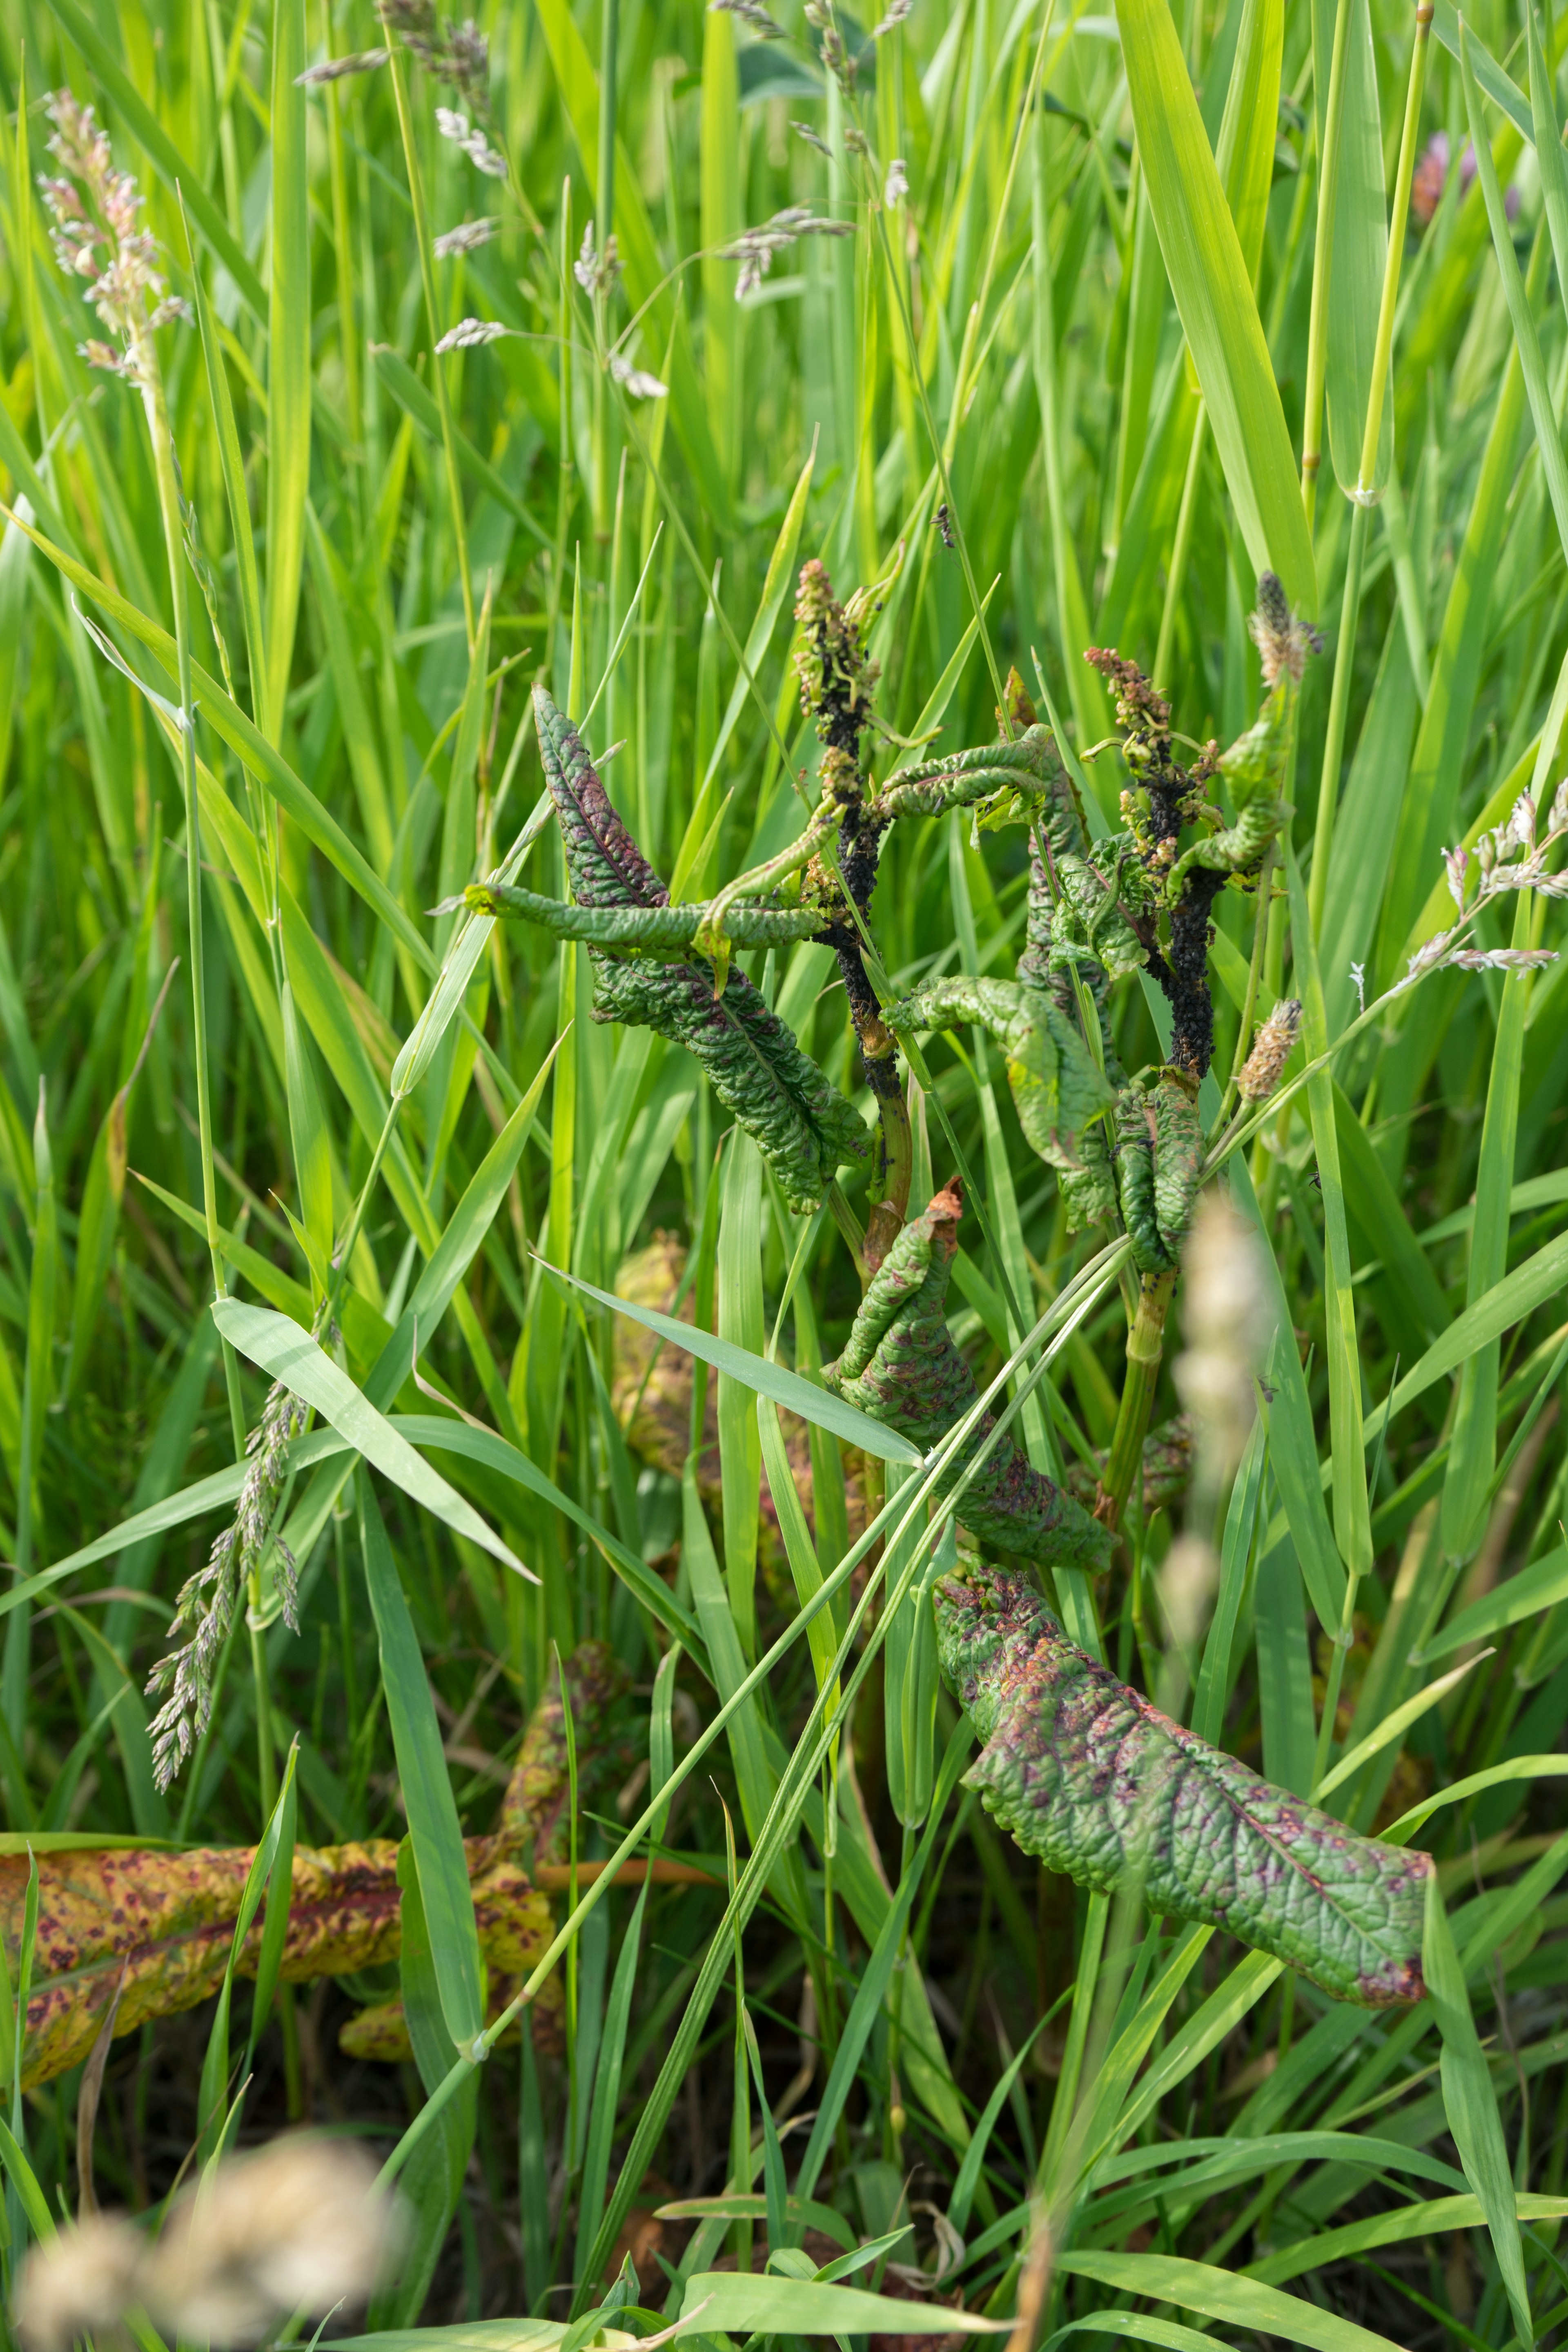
[[933, 501, 955, 549]]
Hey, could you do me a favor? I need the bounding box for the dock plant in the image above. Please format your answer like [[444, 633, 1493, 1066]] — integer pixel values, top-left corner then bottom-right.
[[4, 0, 1568, 2343]]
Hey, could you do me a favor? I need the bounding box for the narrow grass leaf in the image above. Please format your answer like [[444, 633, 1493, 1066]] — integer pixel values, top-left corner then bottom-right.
[[212, 1301, 531, 1577], [359, 1480, 485, 2053], [1114, 0, 1316, 609]]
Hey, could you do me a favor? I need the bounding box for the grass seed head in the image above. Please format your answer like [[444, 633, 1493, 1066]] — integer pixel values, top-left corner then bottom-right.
[[1237, 996, 1302, 1102]]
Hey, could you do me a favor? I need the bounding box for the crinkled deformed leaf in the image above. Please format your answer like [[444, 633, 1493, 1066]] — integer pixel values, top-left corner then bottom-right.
[[533, 686, 867, 1214], [0, 1836, 551, 2087], [887, 979, 1116, 1174], [873, 726, 1062, 822], [537, 683, 669, 912], [935, 1564, 1431, 2006], [1167, 670, 1296, 896], [823, 1183, 1112, 1574], [463, 880, 822, 949], [1114, 1071, 1205, 1274], [594, 953, 868, 1216], [0, 1638, 629, 2084]]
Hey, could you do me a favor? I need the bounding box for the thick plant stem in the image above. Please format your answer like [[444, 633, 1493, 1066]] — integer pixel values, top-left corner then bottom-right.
[[1307, 499, 1369, 938], [1094, 1269, 1177, 1533]]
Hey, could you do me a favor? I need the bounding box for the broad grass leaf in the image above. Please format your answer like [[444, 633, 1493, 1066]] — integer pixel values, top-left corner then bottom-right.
[[1384, 1754, 1568, 1844], [1324, 0, 1390, 497], [1045, 2321, 1236, 2352], [676, 2272, 1009, 2336], [324, 2332, 642, 2352], [1528, 2, 1568, 318], [1249, 2192, 1568, 2287], [0, 2114, 55, 2245], [542, 1262, 923, 1464], [1422, 1544, 1568, 1660], [1374, 1226, 1568, 1439], [1431, 0, 1532, 138], [1114, 0, 1315, 612], [1315, 1653, 1490, 1797], [1214, 0, 1282, 288], [1423, 1873, 1535, 2346], [212, 1301, 530, 1578], [1053, 2252, 1412, 2352]]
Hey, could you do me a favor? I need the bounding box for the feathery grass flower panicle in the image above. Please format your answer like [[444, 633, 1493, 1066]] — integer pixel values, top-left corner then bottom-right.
[[607, 351, 669, 399], [1237, 996, 1302, 1102], [295, 47, 389, 82], [708, 0, 786, 34], [804, 0, 860, 92], [38, 92, 190, 386], [723, 207, 854, 301], [433, 216, 498, 256], [145, 1379, 309, 1789], [16, 2138, 402, 2351], [376, 0, 491, 111], [435, 315, 508, 352], [1172, 1190, 1272, 1479], [575, 222, 623, 298], [883, 156, 909, 205], [433, 105, 508, 176], [1394, 790, 1568, 993]]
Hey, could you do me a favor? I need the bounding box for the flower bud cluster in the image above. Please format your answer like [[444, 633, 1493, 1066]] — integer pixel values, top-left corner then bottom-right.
[[1398, 783, 1568, 991], [434, 104, 506, 176], [1237, 997, 1302, 1102], [707, 0, 786, 36], [1247, 570, 1321, 688], [574, 222, 624, 298], [376, 0, 490, 110], [722, 206, 853, 301], [145, 1378, 308, 1790], [38, 92, 189, 383]]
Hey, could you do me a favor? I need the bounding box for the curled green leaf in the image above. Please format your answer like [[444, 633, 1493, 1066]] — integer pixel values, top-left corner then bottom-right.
[[887, 977, 1116, 1173], [935, 1562, 1432, 2007], [823, 1183, 1113, 1574], [873, 727, 1062, 822], [463, 880, 821, 949], [1114, 1071, 1204, 1274], [526, 686, 867, 1214]]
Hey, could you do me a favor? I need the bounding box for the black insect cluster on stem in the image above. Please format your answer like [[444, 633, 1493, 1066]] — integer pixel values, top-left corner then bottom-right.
[[1087, 645, 1223, 1081]]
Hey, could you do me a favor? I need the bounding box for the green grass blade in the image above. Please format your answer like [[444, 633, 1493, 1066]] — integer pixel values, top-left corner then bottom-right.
[[213, 1300, 530, 1577], [359, 1479, 485, 2053], [1115, 0, 1316, 611]]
